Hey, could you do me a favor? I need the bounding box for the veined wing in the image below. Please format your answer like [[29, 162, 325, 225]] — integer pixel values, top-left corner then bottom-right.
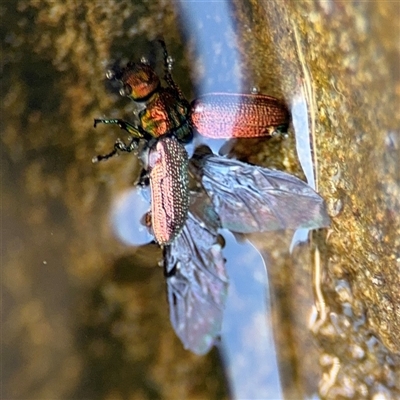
[[191, 147, 330, 233], [164, 197, 228, 355]]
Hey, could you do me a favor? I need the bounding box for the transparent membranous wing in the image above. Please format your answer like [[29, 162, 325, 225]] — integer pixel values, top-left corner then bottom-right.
[[164, 146, 329, 354], [163, 191, 228, 355], [190, 146, 330, 233]]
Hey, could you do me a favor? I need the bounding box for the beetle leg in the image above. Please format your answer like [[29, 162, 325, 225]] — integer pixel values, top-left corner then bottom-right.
[[92, 118, 148, 162], [270, 124, 290, 138], [92, 137, 139, 163], [93, 118, 146, 138], [136, 167, 150, 187]]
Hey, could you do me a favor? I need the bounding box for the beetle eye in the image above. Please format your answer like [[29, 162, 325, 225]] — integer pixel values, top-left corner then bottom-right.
[[106, 69, 115, 80], [119, 84, 132, 97]]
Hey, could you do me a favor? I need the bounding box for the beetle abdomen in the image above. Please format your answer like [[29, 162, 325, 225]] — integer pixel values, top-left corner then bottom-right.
[[148, 136, 189, 245], [190, 93, 289, 138]]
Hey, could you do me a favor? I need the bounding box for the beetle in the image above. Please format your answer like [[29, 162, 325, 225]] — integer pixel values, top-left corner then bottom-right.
[[93, 40, 290, 245], [94, 41, 330, 354]]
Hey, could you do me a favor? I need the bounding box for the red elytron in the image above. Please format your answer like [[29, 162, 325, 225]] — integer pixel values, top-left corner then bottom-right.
[[190, 93, 289, 138], [148, 136, 189, 245]]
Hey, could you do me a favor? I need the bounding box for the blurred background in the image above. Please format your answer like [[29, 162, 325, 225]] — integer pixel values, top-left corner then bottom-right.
[[2, 1, 400, 399]]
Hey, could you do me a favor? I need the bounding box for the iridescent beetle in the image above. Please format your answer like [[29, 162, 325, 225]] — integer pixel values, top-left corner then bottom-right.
[[94, 41, 330, 354]]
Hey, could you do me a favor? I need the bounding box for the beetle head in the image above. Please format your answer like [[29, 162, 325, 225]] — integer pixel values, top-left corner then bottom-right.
[[113, 62, 160, 101]]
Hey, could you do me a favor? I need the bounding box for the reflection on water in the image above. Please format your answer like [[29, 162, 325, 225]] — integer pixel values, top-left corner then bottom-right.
[[290, 90, 316, 249], [219, 231, 283, 399], [112, 187, 153, 246]]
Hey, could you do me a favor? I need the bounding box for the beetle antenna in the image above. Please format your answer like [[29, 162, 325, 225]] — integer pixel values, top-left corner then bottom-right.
[[158, 39, 188, 104]]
